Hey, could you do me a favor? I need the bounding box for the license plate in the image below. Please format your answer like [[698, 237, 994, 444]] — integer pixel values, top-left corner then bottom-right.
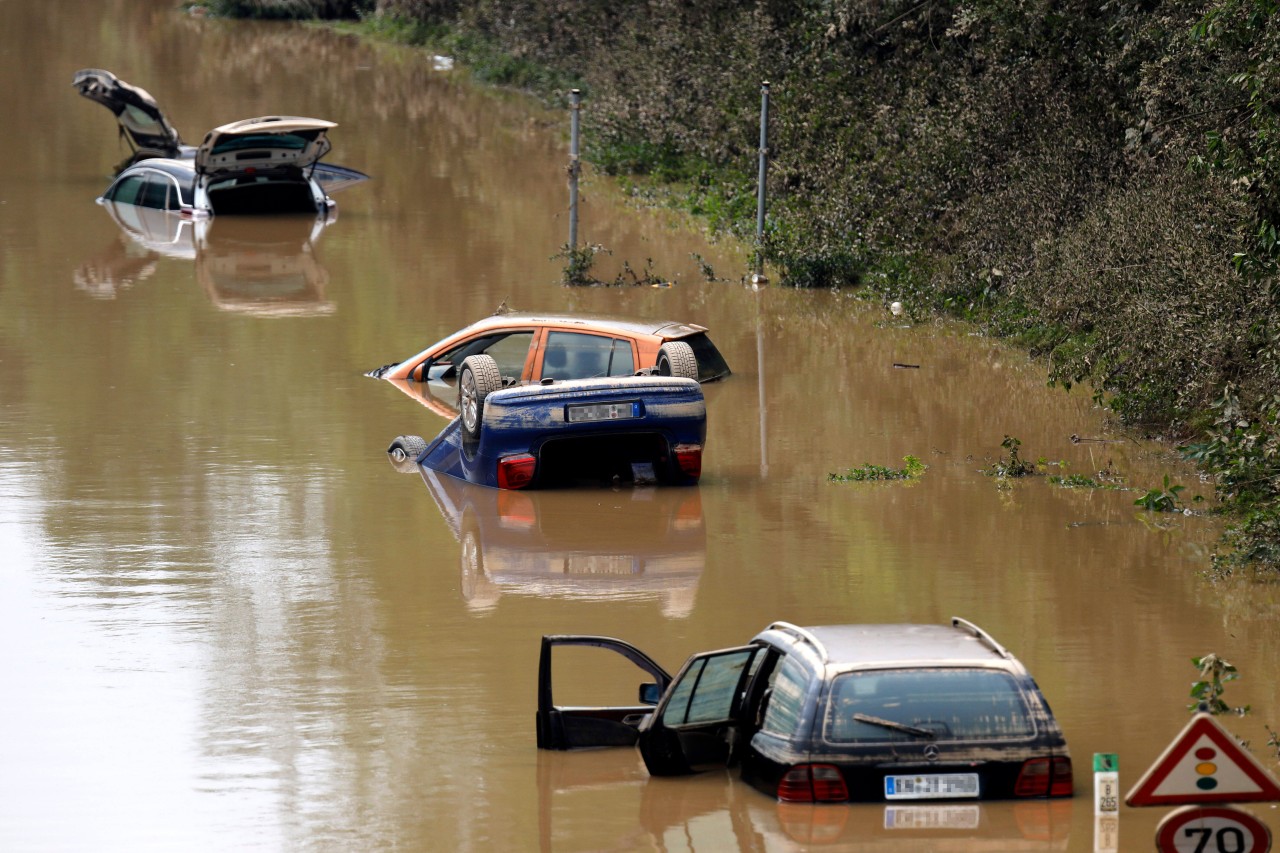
[[884, 773, 980, 800], [566, 401, 640, 423]]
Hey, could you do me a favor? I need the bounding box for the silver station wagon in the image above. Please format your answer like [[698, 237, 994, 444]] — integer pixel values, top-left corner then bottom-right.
[[537, 617, 1073, 803], [74, 68, 368, 217]]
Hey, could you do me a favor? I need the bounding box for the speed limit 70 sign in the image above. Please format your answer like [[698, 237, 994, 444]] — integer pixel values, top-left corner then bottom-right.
[[1156, 805, 1272, 853]]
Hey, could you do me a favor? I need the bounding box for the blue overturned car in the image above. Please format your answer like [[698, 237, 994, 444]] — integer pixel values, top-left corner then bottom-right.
[[387, 354, 707, 490]]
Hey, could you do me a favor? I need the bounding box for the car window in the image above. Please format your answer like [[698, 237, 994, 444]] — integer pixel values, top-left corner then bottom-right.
[[542, 332, 635, 381], [106, 175, 146, 206], [484, 332, 535, 376], [211, 132, 311, 155], [825, 668, 1035, 742], [430, 332, 533, 380], [661, 648, 758, 728], [760, 656, 809, 736], [139, 175, 171, 210]]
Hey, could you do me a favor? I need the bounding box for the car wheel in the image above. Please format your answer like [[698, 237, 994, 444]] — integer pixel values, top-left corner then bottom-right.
[[459, 354, 503, 441], [656, 341, 698, 380], [386, 434, 428, 473]]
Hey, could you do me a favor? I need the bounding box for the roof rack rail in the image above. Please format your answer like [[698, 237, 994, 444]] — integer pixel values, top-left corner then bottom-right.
[[950, 616, 1012, 659], [766, 621, 828, 662]]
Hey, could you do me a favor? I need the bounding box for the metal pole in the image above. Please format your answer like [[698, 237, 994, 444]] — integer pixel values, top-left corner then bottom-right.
[[754, 81, 770, 281], [756, 290, 768, 478], [568, 89, 581, 250]]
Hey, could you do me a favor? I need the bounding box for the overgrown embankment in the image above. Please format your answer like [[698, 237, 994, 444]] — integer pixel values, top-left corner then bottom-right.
[[207, 0, 1280, 571]]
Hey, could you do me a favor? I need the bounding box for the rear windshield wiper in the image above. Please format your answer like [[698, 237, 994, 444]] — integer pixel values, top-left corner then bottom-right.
[[852, 713, 936, 739]]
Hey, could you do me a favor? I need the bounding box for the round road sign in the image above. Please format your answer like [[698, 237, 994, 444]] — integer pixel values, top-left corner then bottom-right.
[[1156, 805, 1272, 853]]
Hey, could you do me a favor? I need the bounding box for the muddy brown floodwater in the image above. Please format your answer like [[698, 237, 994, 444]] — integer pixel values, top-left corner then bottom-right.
[[2, 1, 1277, 850]]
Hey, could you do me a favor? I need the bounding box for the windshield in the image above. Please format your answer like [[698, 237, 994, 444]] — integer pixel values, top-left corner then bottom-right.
[[825, 668, 1035, 742]]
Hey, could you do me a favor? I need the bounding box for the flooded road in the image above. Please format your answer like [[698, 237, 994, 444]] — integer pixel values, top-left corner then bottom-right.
[[2, 1, 1277, 850]]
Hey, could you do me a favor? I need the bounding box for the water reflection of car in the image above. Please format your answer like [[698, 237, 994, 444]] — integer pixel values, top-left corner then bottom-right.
[[538, 619, 1073, 804], [367, 312, 731, 419], [387, 356, 707, 490], [536, 749, 1071, 851], [73, 68, 368, 217], [419, 467, 705, 616], [75, 201, 335, 315]]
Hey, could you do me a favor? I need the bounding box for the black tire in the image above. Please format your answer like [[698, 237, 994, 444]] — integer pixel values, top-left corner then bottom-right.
[[656, 341, 698, 380], [458, 354, 503, 441], [387, 434, 428, 473]]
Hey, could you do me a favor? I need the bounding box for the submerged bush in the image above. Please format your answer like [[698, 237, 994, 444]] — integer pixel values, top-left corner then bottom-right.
[[198, 0, 372, 18]]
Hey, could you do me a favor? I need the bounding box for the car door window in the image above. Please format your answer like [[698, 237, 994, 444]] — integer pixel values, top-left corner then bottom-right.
[[429, 331, 533, 380], [661, 647, 760, 728], [760, 655, 809, 736], [483, 332, 535, 377], [106, 175, 146, 205], [139, 175, 170, 210], [541, 332, 635, 381]]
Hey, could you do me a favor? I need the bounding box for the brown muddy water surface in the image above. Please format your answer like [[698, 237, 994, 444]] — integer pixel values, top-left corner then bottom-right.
[[2, 2, 1278, 850]]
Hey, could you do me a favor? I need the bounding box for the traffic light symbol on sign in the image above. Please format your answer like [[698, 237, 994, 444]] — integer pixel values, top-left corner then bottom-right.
[[1195, 747, 1223, 791]]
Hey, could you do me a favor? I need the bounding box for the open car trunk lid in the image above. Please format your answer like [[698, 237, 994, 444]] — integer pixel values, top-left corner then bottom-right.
[[194, 117, 337, 176], [72, 68, 182, 159]]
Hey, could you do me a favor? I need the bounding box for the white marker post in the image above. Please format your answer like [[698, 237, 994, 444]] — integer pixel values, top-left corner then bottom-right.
[[1095, 753, 1120, 852]]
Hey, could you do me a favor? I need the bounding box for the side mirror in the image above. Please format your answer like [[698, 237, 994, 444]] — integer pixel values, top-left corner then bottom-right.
[[638, 682, 663, 705]]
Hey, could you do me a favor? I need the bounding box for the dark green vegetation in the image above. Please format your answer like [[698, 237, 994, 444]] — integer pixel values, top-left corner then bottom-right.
[[981, 435, 1037, 479], [828, 455, 926, 483], [1189, 655, 1279, 765], [219, 0, 1280, 572]]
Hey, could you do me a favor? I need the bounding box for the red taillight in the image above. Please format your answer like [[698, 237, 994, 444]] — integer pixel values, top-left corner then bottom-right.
[[1015, 757, 1074, 797], [497, 454, 536, 490], [1050, 757, 1074, 797], [777, 764, 849, 803], [673, 443, 702, 479]]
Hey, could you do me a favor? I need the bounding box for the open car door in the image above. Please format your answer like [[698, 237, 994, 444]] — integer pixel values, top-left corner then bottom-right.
[[537, 635, 672, 750], [636, 644, 768, 776]]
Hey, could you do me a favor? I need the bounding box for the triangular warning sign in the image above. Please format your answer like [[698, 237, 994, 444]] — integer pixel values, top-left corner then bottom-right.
[[1126, 712, 1280, 807]]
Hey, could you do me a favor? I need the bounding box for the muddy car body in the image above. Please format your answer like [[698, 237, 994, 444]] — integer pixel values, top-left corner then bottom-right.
[[538, 618, 1072, 803]]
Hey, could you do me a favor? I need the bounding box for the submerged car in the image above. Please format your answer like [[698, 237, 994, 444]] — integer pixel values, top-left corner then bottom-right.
[[388, 353, 707, 490], [537, 617, 1073, 804], [74, 68, 368, 216], [368, 312, 731, 417]]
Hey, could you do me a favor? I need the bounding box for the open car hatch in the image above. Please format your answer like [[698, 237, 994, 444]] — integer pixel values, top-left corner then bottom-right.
[[195, 116, 338, 175], [72, 68, 183, 160]]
